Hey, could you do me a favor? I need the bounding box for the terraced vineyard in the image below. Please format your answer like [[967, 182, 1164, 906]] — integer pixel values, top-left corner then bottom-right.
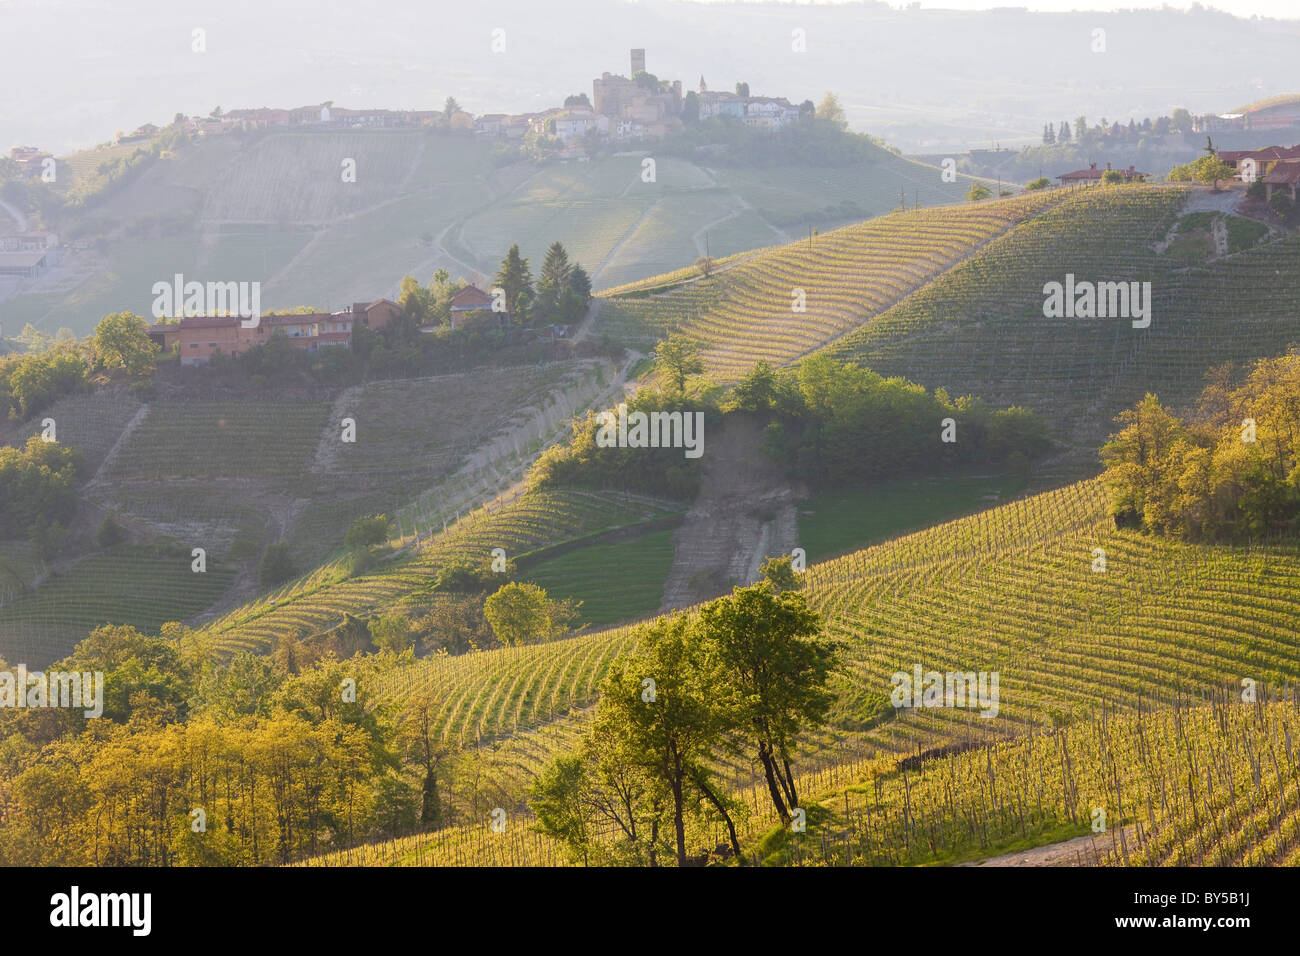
[[0, 545, 236, 665], [201, 489, 683, 655], [106, 399, 332, 480], [300, 475, 1300, 866], [819, 185, 1300, 473], [595, 190, 1065, 380]]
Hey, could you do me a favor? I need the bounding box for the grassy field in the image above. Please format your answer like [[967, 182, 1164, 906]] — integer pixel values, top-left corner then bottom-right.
[[520, 526, 678, 625]]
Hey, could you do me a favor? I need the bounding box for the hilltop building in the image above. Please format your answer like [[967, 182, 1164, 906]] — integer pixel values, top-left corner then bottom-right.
[[145, 299, 397, 366], [593, 49, 683, 140], [1056, 162, 1149, 185]]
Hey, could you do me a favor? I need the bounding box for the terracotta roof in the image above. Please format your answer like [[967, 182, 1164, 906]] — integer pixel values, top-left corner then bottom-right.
[[449, 285, 494, 309], [1264, 160, 1300, 184]]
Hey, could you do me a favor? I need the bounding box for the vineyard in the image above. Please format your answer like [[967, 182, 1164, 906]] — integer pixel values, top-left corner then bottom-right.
[[817, 184, 1300, 476], [0, 545, 235, 665], [201, 489, 683, 655], [292, 472, 1300, 866], [594, 190, 1064, 380]]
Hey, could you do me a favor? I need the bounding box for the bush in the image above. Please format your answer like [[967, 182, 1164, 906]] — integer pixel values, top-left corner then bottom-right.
[[345, 514, 389, 551], [95, 514, 127, 549], [1026, 177, 1051, 191], [258, 542, 295, 587]]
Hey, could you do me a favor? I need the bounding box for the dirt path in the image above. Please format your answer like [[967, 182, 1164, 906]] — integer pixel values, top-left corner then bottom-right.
[[660, 415, 800, 610], [960, 825, 1135, 867]]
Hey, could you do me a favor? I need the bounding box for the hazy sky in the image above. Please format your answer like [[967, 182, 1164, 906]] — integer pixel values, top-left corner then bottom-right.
[[683, 0, 1299, 17]]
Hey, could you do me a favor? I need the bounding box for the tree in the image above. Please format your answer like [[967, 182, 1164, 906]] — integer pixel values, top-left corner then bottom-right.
[[653, 334, 704, 395], [694, 253, 714, 278], [1170, 107, 1193, 133], [735, 81, 750, 99], [966, 182, 992, 201], [345, 514, 389, 551], [369, 612, 413, 653], [483, 582, 577, 645], [92, 311, 159, 378], [568, 264, 592, 309], [592, 613, 738, 865], [682, 90, 700, 124], [1074, 116, 1088, 141], [563, 93, 591, 108], [494, 244, 534, 320], [535, 241, 573, 322], [443, 97, 461, 122], [1194, 156, 1235, 191], [816, 92, 847, 131], [258, 542, 295, 587], [1058, 120, 1071, 143], [697, 582, 834, 822], [95, 514, 127, 549], [1101, 169, 1124, 185], [1026, 176, 1051, 190], [758, 554, 799, 591], [1042, 123, 1055, 145], [398, 693, 445, 827]]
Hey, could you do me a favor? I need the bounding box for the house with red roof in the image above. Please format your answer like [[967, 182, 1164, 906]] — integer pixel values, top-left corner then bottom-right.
[[1057, 162, 1149, 185]]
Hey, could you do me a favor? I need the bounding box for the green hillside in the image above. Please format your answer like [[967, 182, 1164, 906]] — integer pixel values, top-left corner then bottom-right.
[[595, 190, 1063, 381], [10, 130, 995, 336]]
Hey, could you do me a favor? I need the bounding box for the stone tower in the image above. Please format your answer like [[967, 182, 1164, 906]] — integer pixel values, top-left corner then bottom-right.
[[631, 48, 646, 75]]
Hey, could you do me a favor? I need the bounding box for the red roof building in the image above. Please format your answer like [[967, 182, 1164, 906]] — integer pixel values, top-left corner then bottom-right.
[[1057, 162, 1149, 185]]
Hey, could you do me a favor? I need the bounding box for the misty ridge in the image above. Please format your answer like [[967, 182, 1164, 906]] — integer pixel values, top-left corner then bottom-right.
[[4, 0, 1300, 153]]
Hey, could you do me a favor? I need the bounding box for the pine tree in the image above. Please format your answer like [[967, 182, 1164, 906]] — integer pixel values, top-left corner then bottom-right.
[[494, 244, 534, 321], [1059, 120, 1071, 143], [536, 241, 573, 322]]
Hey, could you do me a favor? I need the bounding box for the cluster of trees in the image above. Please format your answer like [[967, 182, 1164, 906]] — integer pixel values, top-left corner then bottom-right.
[[1041, 109, 1196, 149], [731, 355, 1051, 487], [397, 241, 592, 334], [0, 436, 85, 541], [1, 312, 160, 420], [1101, 354, 1300, 539], [0, 623, 439, 865], [530, 571, 836, 866]]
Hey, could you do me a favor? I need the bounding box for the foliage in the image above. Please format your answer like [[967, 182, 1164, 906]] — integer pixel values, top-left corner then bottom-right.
[[483, 581, 579, 646], [258, 542, 296, 587], [1100, 354, 1300, 537]]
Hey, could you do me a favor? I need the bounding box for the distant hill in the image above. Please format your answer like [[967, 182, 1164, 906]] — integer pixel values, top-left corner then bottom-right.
[[2, 128, 991, 336]]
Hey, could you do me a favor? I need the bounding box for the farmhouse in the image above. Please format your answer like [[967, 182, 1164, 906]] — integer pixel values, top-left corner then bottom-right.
[[1263, 159, 1300, 200], [341, 298, 401, 330], [1057, 162, 1149, 185], [0, 251, 47, 279], [149, 312, 353, 366], [447, 284, 506, 331]]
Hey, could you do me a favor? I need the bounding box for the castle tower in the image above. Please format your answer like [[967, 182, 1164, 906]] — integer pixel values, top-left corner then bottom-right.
[[698, 75, 707, 94], [631, 48, 646, 75]]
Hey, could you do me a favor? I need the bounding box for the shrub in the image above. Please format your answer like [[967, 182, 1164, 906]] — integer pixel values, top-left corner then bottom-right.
[[258, 542, 295, 587]]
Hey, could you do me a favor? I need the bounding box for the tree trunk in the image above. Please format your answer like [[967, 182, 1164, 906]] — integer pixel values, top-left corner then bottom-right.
[[760, 744, 791, 822], [781, 753, 800, 810], [694, 774, 742, 860], [671, 774, 687, 867]]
